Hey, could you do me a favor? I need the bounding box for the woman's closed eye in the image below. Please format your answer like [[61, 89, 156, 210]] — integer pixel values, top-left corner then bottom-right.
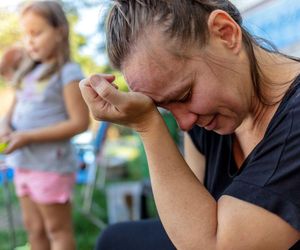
[[178, 89, 192, 103]]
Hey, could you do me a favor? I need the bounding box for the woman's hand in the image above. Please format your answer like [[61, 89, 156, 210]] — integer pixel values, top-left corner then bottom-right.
[[79, 74, 160, 133]]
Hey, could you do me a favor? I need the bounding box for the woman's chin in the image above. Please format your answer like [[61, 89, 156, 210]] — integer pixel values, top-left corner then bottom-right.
[[210, 122, 238, 135]]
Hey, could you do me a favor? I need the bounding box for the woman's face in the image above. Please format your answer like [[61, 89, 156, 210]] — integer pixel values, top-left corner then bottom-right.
[[123, 33, 252, 135], [21, 11, 60, 62]]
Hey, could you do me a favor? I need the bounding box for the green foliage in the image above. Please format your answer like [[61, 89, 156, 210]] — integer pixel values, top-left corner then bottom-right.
[[0, 80, 7, 89], [67, 14, 100, 75], [72, 185, 107, 249], [0, 10, 21, 51], [115, 72, 129, 92], [0, 1, 125, 82], [0, 4, 105, 73], [0, 183, 105, 250]]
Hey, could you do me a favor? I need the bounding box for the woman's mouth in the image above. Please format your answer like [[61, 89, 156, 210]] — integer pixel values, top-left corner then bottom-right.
[[204, 116, 217, 131]]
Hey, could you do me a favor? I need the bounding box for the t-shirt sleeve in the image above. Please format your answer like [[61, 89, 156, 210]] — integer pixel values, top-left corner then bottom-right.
[[223, 92, 300, 232], [61, 62, 84, 86]]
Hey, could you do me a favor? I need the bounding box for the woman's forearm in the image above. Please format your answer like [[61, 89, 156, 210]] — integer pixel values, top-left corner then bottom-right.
[[139, 116, 218, 249]]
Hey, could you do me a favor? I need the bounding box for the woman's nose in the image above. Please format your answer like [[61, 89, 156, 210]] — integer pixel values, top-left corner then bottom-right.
[[162, 103, 198, 131]]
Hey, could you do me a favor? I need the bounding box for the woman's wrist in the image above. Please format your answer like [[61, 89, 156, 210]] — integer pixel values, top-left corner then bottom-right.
[[137, 109, 168, 139]]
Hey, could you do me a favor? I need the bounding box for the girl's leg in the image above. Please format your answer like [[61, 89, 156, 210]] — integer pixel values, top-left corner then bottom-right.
[[95, 219, 176, 250], [19, 196, 50, 250], [38, 202, 75, 250]]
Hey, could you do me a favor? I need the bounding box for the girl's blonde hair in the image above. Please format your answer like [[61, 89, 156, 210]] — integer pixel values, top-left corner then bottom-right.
[[14, 0, 70, 86]]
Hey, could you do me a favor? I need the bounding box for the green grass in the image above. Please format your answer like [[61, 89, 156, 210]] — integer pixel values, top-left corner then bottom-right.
[[0, 133, 161, 250], [73, 184, 108, 249], [0, 183, 107, 250], [0, 179, 157, 250]]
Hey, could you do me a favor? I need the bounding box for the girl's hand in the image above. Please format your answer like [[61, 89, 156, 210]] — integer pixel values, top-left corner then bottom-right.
[[80, 74, 160, 133], [0, 123, 13, 143], [0, 122, 13, 141], [5, 131, 31, 154]]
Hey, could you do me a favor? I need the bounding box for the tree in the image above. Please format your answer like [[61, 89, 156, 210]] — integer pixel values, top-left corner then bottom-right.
[[63, 0, 128, 91], [0, 1, 128, 91], [0, 10, 22, 51]]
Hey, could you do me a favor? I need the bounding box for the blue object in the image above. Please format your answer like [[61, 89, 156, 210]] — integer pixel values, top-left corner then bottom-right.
[[75, 122, 110, 184], [244, 0, 300, 50], [93, 122, 109, 152], [0, 167, 14, 185]]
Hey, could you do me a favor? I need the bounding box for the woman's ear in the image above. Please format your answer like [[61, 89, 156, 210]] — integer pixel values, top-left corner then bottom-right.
[[207, 10, 242, 54]]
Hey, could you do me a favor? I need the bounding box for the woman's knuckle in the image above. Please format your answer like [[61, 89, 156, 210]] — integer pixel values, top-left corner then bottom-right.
[[100, 87, 111, 99]]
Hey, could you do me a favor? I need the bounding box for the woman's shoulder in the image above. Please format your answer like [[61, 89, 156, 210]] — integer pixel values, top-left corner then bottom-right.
[[286, 74, 300, 103], [273, 75, 300, 117]]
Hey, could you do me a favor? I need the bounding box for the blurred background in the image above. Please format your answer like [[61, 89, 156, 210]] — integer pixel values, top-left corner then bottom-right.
[[0, 0, 300, 249]]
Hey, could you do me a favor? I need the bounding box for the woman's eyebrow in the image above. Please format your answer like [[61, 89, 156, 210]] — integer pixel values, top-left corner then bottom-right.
[[156, 83, 190, 105]]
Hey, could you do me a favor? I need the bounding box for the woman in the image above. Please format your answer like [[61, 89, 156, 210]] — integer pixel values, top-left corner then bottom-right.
[[80, 1, 300, 249]]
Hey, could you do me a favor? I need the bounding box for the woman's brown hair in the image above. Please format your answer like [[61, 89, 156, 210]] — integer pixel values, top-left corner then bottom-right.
[[106, 0, 298, 105]]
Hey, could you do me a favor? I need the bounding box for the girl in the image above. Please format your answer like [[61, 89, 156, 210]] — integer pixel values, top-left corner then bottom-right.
[[0, 1, 89, 249]]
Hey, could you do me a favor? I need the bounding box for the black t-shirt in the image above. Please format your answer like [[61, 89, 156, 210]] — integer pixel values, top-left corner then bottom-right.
[[188, 77, 300, 249]]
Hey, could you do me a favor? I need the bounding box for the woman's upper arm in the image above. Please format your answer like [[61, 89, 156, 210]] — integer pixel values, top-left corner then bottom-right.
[[184, 132, 206, 183], [216, 195, 300, 249], [184, 128, 300, 249], [63, 80, 89, 131]]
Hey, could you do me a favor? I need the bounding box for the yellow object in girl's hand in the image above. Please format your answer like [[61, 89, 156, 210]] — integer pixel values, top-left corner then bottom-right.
[[0, 142, 8, 153]]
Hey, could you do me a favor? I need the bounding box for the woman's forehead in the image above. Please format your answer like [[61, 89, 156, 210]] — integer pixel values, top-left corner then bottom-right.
[[124, 58, 178, 91], [124, 46, 185, 86], [123, 53, 193, 105]]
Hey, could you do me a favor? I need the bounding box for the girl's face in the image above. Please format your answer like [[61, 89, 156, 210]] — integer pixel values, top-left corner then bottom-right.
[[123, 33, 252, 135], [21, 11, 60, 63]]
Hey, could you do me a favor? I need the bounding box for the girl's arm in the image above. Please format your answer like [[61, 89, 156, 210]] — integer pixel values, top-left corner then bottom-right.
[[27, 80, 90, 141], [28, 81, 89, 142], [0, 93, 16, 139], [5, 81, 89, 153]]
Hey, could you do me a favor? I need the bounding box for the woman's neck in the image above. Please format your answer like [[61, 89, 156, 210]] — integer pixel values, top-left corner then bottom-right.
[[236, 47, 300, 143], [255, 47, 300, 97]]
